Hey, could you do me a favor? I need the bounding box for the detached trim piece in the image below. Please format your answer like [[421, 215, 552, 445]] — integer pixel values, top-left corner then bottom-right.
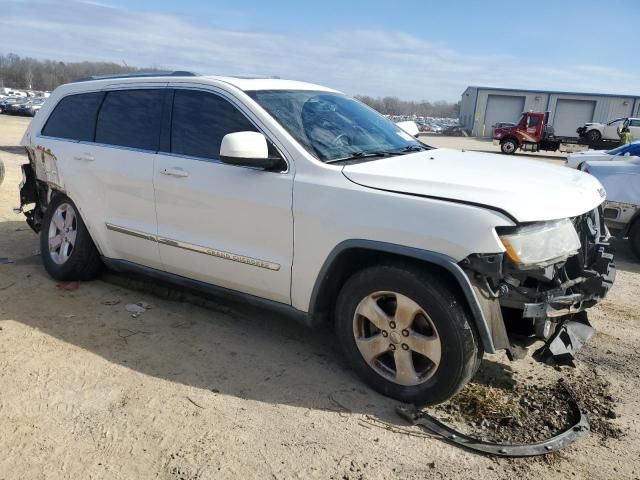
[[397, 398, 590, 457], [105, 223, 280, 271]]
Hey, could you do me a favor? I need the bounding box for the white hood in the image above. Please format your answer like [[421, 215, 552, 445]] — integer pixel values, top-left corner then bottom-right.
[[342, 149, 605, 223]]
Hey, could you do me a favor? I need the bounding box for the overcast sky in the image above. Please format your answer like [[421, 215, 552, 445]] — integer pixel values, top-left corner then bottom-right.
[[1, 0, 638, 101]]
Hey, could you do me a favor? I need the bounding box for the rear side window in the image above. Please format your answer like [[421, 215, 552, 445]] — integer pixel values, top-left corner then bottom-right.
[[170, 90, 257, 159], [629, 119, 640, 127], [41, 92, 104, 141], [95, 89, 164, 150]]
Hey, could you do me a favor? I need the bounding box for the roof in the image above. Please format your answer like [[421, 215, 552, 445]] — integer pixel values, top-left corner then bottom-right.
[[465, 85, 640, 100], [202, 76, 339, 93], [70, 72, 339, 93]]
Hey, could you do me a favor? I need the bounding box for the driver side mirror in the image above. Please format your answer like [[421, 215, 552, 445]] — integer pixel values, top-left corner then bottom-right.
[[220, 132, 284, 170], [624, 152, 631, 157]]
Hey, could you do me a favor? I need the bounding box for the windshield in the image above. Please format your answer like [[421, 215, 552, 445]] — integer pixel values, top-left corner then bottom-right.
[[248, 90, 427, 162], [606, 118, 624, 126]]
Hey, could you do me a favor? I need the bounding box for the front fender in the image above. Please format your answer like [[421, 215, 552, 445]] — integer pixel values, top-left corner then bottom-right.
[[309, 239, 499, 353]]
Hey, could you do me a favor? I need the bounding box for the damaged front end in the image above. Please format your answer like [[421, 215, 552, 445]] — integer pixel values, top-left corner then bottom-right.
[[462, 207, 615, 366]]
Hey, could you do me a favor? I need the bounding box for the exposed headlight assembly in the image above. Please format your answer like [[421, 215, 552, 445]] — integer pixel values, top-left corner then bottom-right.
[[499, 218, 581, 268]]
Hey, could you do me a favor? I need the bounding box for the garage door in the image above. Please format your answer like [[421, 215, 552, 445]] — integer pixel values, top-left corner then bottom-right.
[[553, 99, 596, 137], [483, 95, 525, 137]]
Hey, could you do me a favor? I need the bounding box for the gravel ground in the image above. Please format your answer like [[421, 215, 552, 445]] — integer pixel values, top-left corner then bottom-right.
[[1, 116, 639, 479]]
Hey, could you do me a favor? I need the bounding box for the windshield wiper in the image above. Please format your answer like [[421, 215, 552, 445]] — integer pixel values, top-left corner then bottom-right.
[[395, 144, 430, 153], [324, 151, 394, 164]]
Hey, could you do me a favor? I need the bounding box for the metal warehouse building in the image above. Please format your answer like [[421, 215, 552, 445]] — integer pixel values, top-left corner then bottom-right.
[[460, 86, 640, 138]]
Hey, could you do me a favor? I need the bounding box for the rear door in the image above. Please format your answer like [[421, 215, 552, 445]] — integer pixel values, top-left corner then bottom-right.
[[153, 86, 294, 304], [62, 86, 165, 268]]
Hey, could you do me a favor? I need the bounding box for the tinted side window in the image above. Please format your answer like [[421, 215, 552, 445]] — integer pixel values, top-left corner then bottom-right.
[[95, 89, 164, 150], [171, 90, 257, 159], [41, 92, 104, 141], [629, 119, 640, 127]]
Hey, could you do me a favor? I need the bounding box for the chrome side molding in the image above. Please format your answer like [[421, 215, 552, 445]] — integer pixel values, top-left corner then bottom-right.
[[105, 223, 280, 271]]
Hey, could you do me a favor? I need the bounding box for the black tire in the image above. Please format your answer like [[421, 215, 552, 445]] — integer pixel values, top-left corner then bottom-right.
[[500, 138, 518, 155], [629, 220, 640, 261], [587, 129, 602, 143], [40, 194, 102, 281], [335, 264, 482, 405]]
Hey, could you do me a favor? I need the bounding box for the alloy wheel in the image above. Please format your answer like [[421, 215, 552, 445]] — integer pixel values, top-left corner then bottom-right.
[[48, 202, 77, 265], [352, 291, 442, 386]]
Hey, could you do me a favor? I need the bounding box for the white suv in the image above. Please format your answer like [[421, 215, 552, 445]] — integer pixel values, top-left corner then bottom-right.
[[18, 72, 616, 405]]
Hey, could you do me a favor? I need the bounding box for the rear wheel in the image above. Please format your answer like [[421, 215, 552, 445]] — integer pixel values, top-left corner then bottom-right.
[[587, 129, 602, 143], [334, 264, 482, 405], [629, 220, 640, 261], [501, 138, 518, 154], [40, 195, 102, 281]]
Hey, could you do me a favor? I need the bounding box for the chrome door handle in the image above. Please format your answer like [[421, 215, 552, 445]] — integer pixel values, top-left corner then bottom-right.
[[160, 167, 189, 178], [73, 153, 95, 162]]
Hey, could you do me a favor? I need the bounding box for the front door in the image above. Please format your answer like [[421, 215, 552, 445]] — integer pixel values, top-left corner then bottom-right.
[[153, 88, 294, 304]]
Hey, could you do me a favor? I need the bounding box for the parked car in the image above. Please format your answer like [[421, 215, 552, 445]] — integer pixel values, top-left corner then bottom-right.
[[18, 73, 615, 405], [582, 158, 640, 259], [578, 117, 640, 143], [19, 98, 46, 116], [566, 141, 640, 169], [3, 98, 31, 115], [0, 97, 23, 113], [442, 125, 468, 137]]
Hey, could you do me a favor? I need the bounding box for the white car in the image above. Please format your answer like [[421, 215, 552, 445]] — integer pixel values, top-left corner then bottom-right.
[[566, 141, 640, 169], [582, 158, 640, 259], [18, 73, 615, 405], [579, 117, 640, 143]]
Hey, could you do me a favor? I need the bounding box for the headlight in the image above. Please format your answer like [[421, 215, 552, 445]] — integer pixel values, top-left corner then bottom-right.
[[499, 218, 581, 267]]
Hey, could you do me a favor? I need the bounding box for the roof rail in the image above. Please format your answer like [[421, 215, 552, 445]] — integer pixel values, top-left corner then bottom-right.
[[76, 71, 198, 82]]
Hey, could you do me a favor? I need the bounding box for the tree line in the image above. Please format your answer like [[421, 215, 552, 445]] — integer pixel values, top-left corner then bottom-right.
[[355, 95, 460, 118], [0, 53, 460, 117], [0, 53, 151, 92]]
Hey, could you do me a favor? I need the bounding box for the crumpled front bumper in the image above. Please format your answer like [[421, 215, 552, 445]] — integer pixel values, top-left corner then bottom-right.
[[521, 242, 616, 320]]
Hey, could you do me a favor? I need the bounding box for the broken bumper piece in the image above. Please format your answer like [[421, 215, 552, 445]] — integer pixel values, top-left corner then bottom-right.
[[533, 313, 594, 367], [396, 386, 590, 457], [522, 245, 616, 320]]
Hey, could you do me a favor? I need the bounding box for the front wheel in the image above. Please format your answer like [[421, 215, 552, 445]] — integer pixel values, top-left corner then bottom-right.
[[334, 264, 482, 405], [40, 194, 103, 281], [500, 138, 518, 154], [587, 129, 602, 143]]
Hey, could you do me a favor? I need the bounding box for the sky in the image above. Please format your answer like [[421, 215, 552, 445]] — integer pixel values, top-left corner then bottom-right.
[[0, 0, 638, 101]]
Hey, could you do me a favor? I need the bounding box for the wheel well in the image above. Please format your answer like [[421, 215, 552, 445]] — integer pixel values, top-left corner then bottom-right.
[[309, 247, 472, 327], [501, 136, 518, 144]]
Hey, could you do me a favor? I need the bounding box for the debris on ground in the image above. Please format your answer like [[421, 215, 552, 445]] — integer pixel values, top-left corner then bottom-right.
[[425, 369, 623, 445], [0, 257, 14, 264], [0, 281, 15, 290], [125, 302, 153, 317], [56, 281, 80, 291], [101, 299, 121, 306]]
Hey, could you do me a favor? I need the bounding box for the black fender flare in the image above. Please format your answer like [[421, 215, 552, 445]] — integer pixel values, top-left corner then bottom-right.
[[308, 239, 497, 353]]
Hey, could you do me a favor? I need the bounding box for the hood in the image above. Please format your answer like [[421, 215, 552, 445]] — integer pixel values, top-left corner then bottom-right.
[[342, 149, 606, 223]]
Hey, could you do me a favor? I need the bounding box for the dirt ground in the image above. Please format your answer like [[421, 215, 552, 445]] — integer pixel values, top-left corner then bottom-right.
[[1, 115, 639, 479]]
